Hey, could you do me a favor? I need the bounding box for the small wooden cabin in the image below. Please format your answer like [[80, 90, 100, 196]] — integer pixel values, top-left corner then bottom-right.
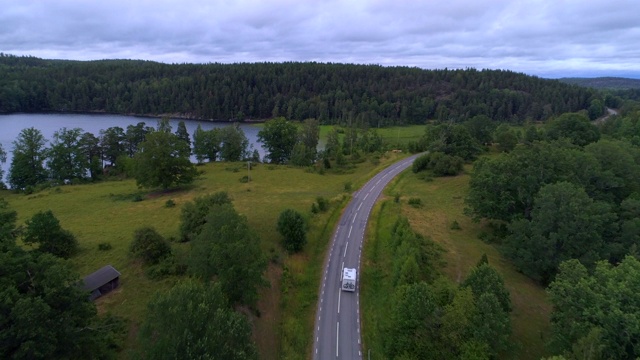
[[82, 265, 121, 301]]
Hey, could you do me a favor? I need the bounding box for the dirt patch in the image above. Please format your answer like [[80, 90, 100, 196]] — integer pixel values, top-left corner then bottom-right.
[[252, 263, 283, 360]]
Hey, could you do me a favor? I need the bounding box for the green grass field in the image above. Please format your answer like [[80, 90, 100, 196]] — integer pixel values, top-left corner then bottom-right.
[[360, 168, 552, 360], [1, 152, 407, 360]]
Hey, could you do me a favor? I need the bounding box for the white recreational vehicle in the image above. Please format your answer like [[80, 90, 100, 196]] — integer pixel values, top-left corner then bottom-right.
[[342, 268, 356, 292]]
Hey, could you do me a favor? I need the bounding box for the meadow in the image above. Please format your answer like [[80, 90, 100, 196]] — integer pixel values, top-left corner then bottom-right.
[[1, 150, 409, 359]]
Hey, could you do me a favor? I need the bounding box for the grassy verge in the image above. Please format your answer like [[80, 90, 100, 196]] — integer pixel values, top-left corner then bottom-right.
[[360, 168, 552, 359]]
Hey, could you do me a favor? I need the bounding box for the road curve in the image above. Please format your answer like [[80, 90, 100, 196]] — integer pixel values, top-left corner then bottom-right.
[[313, 153, 422, 359]]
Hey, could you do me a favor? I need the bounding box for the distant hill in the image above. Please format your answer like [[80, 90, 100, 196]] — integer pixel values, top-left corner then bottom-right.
[[559, 77, 640, 90], [0, 53, 598, 125]]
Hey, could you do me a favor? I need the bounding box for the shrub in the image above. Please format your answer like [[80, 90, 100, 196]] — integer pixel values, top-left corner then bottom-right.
[[98, 242, 113, 251], [316, 196, 329, 212], [179, 192, 232, 242], [412, 153, 431, 173], [408, 197, 422, 208], [450, 220, 461, 230], [344, 181, 352, 192], [130, 227, 171, 265], [413, 152, 463, 176], [239, 175, 250, 183], [164, 199, 176, 208], [277, 209, 307, 253]]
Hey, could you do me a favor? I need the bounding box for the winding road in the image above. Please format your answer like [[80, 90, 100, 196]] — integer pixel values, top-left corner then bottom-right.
[[313, 153, 422, 359]]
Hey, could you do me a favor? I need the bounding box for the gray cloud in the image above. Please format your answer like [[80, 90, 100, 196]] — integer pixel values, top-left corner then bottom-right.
[[1, 0, 638, 77]]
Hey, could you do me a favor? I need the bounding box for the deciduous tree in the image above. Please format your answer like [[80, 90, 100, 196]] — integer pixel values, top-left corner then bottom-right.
[[189, 203, 267, 306], [48, 127, 87, 182], [219, 123, 249, 162], [179, 191, 232, 242], [23, 210, 78, 258], [137, 280, 258, 360], [504, 182, 616, 283], [133, 118, 197, 189], [258, 117, 297, 164]]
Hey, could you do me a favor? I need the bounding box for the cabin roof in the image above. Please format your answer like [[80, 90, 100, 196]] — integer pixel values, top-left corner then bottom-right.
[[82, 265, 121, 292]]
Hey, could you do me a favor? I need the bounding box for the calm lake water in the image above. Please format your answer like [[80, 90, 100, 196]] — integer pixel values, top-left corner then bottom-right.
[[0, 113, 266, 183]]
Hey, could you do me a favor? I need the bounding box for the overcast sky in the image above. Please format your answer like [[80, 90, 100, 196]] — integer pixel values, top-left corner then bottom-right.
[[2, 0, 639, 78]]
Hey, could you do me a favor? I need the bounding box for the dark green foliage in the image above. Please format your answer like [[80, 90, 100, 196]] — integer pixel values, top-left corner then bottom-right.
[[0, 56, 596, 125], [493, 124, 518, 152], [8, 127, 48, 190], [164, 199, 176, 208], [408, 197, 422, 208], [390, 217, 443, 285], [0, 143, 6, 185], [413, 152, 464, 176], [316, 196, 329, 212], [137, 280, 258, 360], [0, 198, 17, 248], [382, 217, 511, 359], [587, 99, 605, 120], [545, 112, 600, 146], [133, 118, 197, 189], [291, 118, 320, 166], [79, 131, 102, 180], [124, 122, 149, 157], [258, 117, 298, 164], [464, 115, 497, 145], [466, 141, 596, 222], [130, 226, 171, 265], [461, 264, 512, 313], [219, 123, 249, 162], [584, 139, 640, 204], [48, 127, 88, 182], [189, 204, 267, 306], [175, 121, 191, 152], [412, 153, 431, 173], [0, 244, 122, 359], [100, 126, 126, 167], [178, 191, 231, 242], [23, 210, 78, 258], [504, 182, 616, 283], [548, 257, 640, 359], [450, 220, 461, 230], [97, 242, 112, 251], [385, 282, 440, 358], [277, 209, 307, 253], [192, 125, 221, 163], [343, 181, 352, 192], [419, 124, 482, 161]]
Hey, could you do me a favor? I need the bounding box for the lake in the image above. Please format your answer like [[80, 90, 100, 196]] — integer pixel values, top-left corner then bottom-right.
[[0, 113, 266, 183]]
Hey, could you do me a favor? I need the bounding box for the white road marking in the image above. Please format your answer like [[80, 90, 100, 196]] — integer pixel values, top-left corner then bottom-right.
[[338, 291, 341, 313], [343, 243, 348, 257], [348, 225, 353, 238], [336, 322, 340, 357], [357, 202, 362, 211], [363, 193, 369, 201]]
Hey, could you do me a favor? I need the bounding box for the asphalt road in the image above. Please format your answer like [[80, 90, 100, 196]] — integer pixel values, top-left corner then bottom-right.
[[313, 153, 422, 360]]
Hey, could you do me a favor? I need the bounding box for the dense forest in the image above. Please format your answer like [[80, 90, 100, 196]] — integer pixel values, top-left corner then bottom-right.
[[0, 53, 599, 126], [559, 76, 640, 90]]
